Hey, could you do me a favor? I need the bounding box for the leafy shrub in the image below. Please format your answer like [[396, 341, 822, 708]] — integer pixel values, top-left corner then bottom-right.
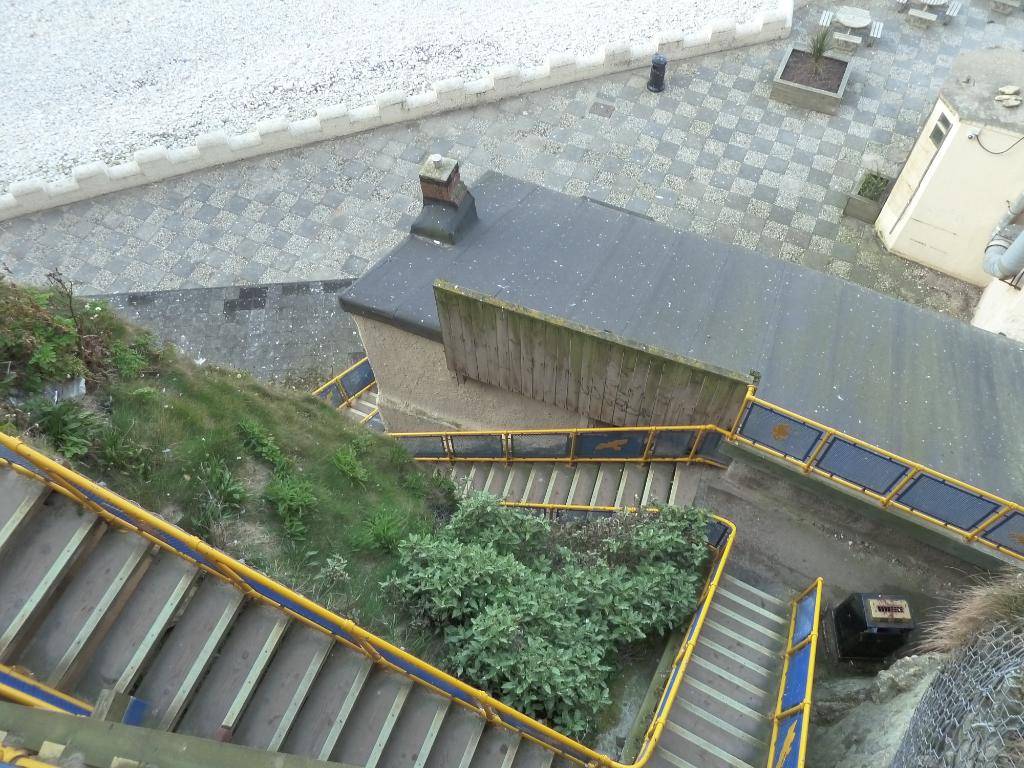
[[355, 505, 428, 554], [238, 418, 292, 472], [387, 494, 711, 738], [188, 458, 246, 537], [26, 398, 104, 460], [351, 431, 374, 457], [109, 339, 152, 380], [857, 172, 891, 203], [332, 445, 369, 485], [93, 424, 153, 477], [426, 472, 459, 522], [264, 472, 317, 541]]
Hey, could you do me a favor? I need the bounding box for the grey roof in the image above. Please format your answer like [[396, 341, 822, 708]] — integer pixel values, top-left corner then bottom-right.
[[342, 171, 1024, 501], [941, 48, 1024, 131]]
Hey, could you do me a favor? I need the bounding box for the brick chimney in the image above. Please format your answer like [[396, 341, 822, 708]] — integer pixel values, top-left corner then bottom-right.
[[411, 154, 477, 245]]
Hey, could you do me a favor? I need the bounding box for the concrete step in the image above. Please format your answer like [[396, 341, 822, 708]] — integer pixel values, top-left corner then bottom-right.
[[521, 464, 554, 504], [468, 727, 520, 768], [365, 390, 379, 406], [614, 463, 647, 509], [589, 463, 625, 507], [700, 618, 779, 668], [509, 740, 555, 768], [502, 464, 531, 502], [641, 462, 675, 506], [541, 465, 573, 507], [466, 464, 492, 493], [685, 654, 772, 712], [0, 470, 50, 555], [481, 464, 511, 496], [423, 704, 486, 768], [280, 644, 373, 760], [667, 700, 767, 767], [73, 549, 198, 700], [376, 684, 449, 768], [566, 464, 598, 507], [668, 465, 701, 507], [721, 574, 787, 609], [15, 528, 150, 686], [177, 603, 289, 739], [0, 495, 100, 662], [673, 674, 771, 743], [715, 586, 789, 632], [706, 603, 786, 652], [134, 577, 244, 730], [658, 720, 758, 768], [232, 624, 334, 751], [691, 636, 775, 691], [331, 668, 413, 766]]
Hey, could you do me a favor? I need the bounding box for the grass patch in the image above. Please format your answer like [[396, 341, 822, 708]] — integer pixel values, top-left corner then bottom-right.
[[857, 172, 891, 202], [1, 277, 450, 647], [920, 570, 1024, 653]]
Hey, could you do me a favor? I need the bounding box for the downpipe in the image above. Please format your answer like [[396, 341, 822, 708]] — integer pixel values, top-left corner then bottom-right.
[[983, 191, 1024, 279]]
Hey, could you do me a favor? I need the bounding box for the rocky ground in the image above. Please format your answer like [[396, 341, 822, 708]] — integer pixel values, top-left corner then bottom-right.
[[0, 0, 775, 186]]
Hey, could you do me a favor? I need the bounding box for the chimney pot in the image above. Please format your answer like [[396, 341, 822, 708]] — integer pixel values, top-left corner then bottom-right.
[[411, 153, 478, 245]]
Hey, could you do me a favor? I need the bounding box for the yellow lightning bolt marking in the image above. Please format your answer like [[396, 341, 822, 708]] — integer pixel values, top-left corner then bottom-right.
[[594, 438, 628, 452], [774, 722, 798, 768]]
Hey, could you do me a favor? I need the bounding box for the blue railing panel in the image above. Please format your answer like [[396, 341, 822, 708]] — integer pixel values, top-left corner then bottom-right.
[[316, 382, 345, 408], [509, 433, 570, 459], [340, 358, 375, 398], [651, 430, 696, 457], [450, 435, 504, 459], [696, 429, 723, 457], [738, 403, 823, 461], [781, 643, 811, 712], [395, 435, 448, 458], [981, 511, 1024, 555], [793, 593, 817, 645], [772, 712, 804, 768], [813, 437, 910, 495], [0, 667, 91, 716], [574, 430, 648, 459], [896, 474, 1001, 531], [0, 443, 43, 476]]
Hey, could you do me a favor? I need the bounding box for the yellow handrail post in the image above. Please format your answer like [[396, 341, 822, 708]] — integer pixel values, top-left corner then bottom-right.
[[966, 504, 1014, 541], [503, 433, 512, 465], [641, 429, 657, 463], [802, 430, 832, 473], [569, 430, 578, 465], [881, 468, 918, 507], [687, 427, 705, 463], [728, 384, 756, 439]]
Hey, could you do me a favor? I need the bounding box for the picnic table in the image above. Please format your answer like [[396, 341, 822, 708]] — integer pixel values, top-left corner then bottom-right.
[[835, 5, 872, 28]]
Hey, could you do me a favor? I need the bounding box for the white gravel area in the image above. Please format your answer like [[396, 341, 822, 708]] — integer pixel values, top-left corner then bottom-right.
[[2, 0, 776, 187]]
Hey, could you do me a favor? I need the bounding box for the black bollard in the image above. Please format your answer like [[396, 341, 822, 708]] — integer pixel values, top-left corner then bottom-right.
[[647, 53, 667, 93]]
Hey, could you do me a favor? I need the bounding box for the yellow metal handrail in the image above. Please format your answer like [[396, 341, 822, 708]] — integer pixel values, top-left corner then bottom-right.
[[0, 663, 93, 717], [312, 356, 375, 410], [0, 745, 62, 768], [765, 578, 823, 768], [0, 433, 736, 768]]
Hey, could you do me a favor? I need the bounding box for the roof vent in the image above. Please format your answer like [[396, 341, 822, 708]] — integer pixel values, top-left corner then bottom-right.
[[411, 154, 477, 245]]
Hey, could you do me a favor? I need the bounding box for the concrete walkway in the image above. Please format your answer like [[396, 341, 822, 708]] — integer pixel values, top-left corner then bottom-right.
[[2, 0, 1021, 318]]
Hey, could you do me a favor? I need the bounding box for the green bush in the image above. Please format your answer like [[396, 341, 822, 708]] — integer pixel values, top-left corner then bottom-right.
[[355, 505, 426, 553], [238, 418, 292, 472], [26, 398, 104, 460], [332, 445, 369, 485], [109, 339, 152, 380], [387, 494, 710, 737], [857, 172, 891, 203], [93, 424, 153, 477], [264, 472, 317, 541], [188, 458, 247, 537]]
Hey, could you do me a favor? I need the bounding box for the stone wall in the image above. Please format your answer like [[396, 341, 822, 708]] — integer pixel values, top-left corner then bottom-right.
[[0, 0, 792, 222]]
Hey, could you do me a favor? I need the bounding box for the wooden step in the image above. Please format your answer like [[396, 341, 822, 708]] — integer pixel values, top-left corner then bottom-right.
[[331, 669, 413, 766], [423, 705, 486, 768], [377, 687, 449, 768], [0, 469, 50, 555]]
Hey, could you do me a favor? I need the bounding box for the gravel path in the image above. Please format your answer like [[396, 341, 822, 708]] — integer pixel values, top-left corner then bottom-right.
[[2, 0, 775, 186]]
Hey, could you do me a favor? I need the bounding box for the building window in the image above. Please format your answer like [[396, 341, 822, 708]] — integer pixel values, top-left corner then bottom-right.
[[930, 113, 951, 148]]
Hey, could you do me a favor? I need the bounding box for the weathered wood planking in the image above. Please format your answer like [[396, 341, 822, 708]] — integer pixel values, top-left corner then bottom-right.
[[433, 281, 753, 427]]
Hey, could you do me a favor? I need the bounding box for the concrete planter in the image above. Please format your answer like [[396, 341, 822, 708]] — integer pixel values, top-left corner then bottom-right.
[[843, 173, 894, 224], [770, 46, 851, 115]]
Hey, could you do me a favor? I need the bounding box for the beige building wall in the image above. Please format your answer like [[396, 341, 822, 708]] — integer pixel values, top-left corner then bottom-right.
[[354, 315, 591, 432], [877, 99, 1024, 287]]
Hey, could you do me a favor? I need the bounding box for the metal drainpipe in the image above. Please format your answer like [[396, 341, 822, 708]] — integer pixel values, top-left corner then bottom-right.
[[983, 190, 1024, 279]]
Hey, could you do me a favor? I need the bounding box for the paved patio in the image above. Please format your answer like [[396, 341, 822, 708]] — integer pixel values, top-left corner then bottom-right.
[[2, 0, 1021, 319]]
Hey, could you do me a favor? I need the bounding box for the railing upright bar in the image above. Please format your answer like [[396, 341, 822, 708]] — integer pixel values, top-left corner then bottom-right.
[[802, 430, 832, 472]]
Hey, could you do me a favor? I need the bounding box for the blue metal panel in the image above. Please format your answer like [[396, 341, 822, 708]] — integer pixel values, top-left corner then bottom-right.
[[814, 437, 910, 495], [896, 474, 1001, 531], [574, 430, 648, 459], [981, 511, 1024, 555], [340, 359, 375, 398], [706, 519, 729, 548], [696, 430, 723, 457], [450, 435, 504, 459], [772, 712, 804, 768], [396, 435, 448, 458], [240, 576, 358, 647], [0, 667, 91, 716], [0, 444, 44, 476], [121, 696, 149, 725], [651, 430, 695, 458], [739, 403, 823, 461], [781, 643, 811, 712], [793, 593, 817, 645], [509, 433, 570, 459], [317, 382, 345, 408]]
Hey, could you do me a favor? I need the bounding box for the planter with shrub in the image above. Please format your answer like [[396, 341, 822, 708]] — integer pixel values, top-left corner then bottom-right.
[[844, 171, 894, 224], [771, 30, 851, 115]]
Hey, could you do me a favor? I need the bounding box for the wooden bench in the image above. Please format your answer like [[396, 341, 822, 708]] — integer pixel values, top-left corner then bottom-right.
[[991, 0, 1020, 13], [832, 30, 863, 53], [942, 1, 962, 22], [819, 9, 835, 26], [907, 7, 938, 25], [868, 20, 883, 45]]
